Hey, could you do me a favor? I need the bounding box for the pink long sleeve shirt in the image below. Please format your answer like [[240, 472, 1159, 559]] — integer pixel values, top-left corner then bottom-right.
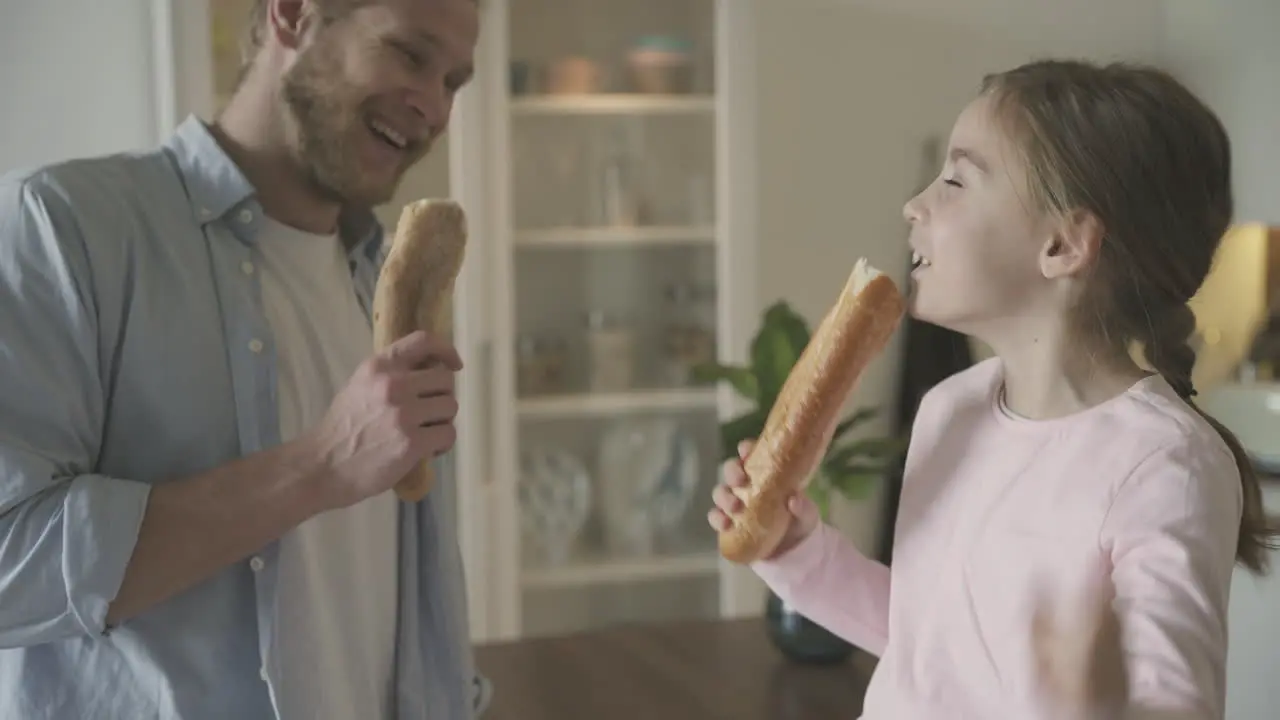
[[754, 358, 1243, 719]]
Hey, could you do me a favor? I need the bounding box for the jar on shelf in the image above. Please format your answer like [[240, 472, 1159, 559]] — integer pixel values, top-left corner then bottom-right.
[[626, 35, 693, 95], [516, 333, 568, 397], [547, 56, 602, 95], [661, 283, 717, 385], [584, 311, 635, 393], [589, 130, 649, 228]]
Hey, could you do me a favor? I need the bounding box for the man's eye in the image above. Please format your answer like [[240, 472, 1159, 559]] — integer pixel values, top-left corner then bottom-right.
[[943, 177, 963, 188], [393, 43, 424, 68]]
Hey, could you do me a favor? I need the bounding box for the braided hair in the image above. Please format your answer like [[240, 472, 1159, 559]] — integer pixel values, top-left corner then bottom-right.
[[983, 59, 1278, 574]]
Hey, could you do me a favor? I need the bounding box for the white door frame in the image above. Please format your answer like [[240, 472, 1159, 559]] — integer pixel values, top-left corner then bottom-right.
[[148, 0, 215, 140]]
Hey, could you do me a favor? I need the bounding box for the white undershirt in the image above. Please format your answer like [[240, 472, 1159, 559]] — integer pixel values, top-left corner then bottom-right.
[[255, 215, 399, 720]]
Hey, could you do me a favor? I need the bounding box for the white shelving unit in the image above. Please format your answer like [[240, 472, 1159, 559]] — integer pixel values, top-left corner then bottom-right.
[[449, 0, 763, 644], [151, 0, 763, 646]]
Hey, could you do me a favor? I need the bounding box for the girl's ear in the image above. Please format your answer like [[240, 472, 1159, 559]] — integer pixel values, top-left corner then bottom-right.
[[1041, 209, 1104, 279]]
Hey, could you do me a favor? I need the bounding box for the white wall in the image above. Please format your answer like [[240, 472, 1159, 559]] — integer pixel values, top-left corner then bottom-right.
[[753, 0, 1166, 551], [790, 0, 1165, 63], [0, 0, 160, 173], [1161, 0, 1280, 225]]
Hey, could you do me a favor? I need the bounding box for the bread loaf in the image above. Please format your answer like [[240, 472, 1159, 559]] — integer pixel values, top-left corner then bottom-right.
[[719, 258, 904, 563], [372, 199, 468, 502]]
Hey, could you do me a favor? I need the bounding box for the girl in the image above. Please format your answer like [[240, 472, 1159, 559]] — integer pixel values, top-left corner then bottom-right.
[[708, 59, 1277, 719]]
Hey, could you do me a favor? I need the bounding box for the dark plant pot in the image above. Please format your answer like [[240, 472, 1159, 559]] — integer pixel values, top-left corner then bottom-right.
[[764, 590, 854, 665]]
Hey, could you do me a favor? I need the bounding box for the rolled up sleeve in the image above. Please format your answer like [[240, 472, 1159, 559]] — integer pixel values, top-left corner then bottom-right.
[[0, 175, 152, 647]]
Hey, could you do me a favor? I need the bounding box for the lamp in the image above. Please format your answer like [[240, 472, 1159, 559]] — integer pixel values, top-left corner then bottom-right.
[[1189, 222, 1273, 392]]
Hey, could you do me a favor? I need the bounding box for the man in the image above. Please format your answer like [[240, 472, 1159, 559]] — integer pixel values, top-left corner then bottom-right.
[[0, 1, 487, 718]]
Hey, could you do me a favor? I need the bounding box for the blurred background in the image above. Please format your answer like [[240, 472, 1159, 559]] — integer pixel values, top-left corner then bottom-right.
[[3, 0, 1278, 716]]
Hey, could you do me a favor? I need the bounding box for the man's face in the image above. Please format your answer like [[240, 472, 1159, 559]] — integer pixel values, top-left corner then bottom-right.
[[280, 0, 478, 208]]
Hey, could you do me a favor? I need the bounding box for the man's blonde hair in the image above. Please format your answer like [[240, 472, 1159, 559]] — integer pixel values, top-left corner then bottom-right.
[[240, 0, 366, 66], [238, 0, 478, 74]]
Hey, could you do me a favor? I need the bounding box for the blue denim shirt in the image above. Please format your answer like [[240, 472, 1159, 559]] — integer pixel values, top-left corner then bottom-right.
[[0, 116, 488, 719]]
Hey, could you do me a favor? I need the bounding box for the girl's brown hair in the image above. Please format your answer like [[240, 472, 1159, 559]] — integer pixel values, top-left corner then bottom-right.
[[982, 59, 1278, 575]]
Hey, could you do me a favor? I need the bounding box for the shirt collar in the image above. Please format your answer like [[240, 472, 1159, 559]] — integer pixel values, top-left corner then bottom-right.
[[163, 115, 383, 262]]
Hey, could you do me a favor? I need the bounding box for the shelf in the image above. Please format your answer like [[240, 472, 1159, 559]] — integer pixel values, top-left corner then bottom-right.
[[511, 94, 715, 116], [522, 552, 721, 590], [516, 225, 715, 248], [517, 388, 718, 420]]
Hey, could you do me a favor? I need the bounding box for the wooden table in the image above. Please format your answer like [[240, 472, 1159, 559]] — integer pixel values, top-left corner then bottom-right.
[[473, 618, 877, 719]]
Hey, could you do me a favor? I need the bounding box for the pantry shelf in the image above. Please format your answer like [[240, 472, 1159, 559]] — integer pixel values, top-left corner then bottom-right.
[[516, 389, 719, 420], [516, 225, 716, 248], [511, 94, 716, 116]]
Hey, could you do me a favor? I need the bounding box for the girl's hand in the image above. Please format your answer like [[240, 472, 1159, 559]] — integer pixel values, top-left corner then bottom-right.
[[1032, 572, 1129, 720], [706, 439, 822, 560]]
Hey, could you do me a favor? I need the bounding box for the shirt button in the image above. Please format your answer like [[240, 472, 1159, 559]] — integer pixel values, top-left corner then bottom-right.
[[241, 260, 255, 275], [199, 208, 212, 219], [260, 666, 269, 682], [248, 339, 264, 353], [249, 556, 265, 572], [238, 209, 254, 223]]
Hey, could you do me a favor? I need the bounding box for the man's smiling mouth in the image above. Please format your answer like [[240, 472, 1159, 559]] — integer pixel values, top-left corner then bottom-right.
[[368, 118, 409, 150]]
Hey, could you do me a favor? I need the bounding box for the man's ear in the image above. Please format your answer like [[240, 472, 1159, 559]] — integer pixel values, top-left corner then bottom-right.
[[267, 0, 318, 51], [1040, 209, 1104, 280]]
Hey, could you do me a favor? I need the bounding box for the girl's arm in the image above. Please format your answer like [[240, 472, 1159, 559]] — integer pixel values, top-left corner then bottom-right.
[[1103, 441, 1240, 718], [751, 521, 892, 656], [1036, 440, 1241, 720], [1032, 575, 1218, 720]]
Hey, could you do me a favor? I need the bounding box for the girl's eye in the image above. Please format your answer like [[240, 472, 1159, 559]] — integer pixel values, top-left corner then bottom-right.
[[943, 177, 963, 188]]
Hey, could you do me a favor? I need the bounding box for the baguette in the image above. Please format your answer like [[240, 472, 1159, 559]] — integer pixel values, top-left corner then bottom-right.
[[372, 199, 468, 502], [719, 258, 904, 564]]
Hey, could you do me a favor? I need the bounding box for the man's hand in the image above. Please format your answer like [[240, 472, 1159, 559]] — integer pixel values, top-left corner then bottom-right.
[[103, 331, 461, 626], [1033, 572, 1130, 720], [303, 330, 462, 510]]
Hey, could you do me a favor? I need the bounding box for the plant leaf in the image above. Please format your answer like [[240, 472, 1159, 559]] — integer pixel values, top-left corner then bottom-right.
[[806, 482, 832, 523], [824, 437, 906, 468], [718, 409, 767, 460], [838, 463, 891, 475], [772, 302, 812, 359], [750, 302, 811, 410], [830, 406, 879, 444], [689, 362, 759, 402]]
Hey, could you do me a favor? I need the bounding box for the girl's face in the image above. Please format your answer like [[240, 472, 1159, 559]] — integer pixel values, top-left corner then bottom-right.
[[902, 94, 1061, 339]]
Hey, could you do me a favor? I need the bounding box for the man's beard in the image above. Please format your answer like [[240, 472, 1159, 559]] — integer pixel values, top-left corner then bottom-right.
[[279, 41, 427, 209]]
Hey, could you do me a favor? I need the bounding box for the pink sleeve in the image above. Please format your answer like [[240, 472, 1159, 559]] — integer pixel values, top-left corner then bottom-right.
[[1101, 440, 1242, 720], [751, 522, 892, 656]]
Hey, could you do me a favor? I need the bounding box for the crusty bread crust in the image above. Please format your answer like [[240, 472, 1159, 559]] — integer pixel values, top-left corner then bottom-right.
[[372, 199, 468, 502], [719, 259, 904, 563]]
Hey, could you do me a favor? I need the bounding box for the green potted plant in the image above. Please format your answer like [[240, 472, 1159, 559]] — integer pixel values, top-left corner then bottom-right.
[[692, 299, 904, 664]]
